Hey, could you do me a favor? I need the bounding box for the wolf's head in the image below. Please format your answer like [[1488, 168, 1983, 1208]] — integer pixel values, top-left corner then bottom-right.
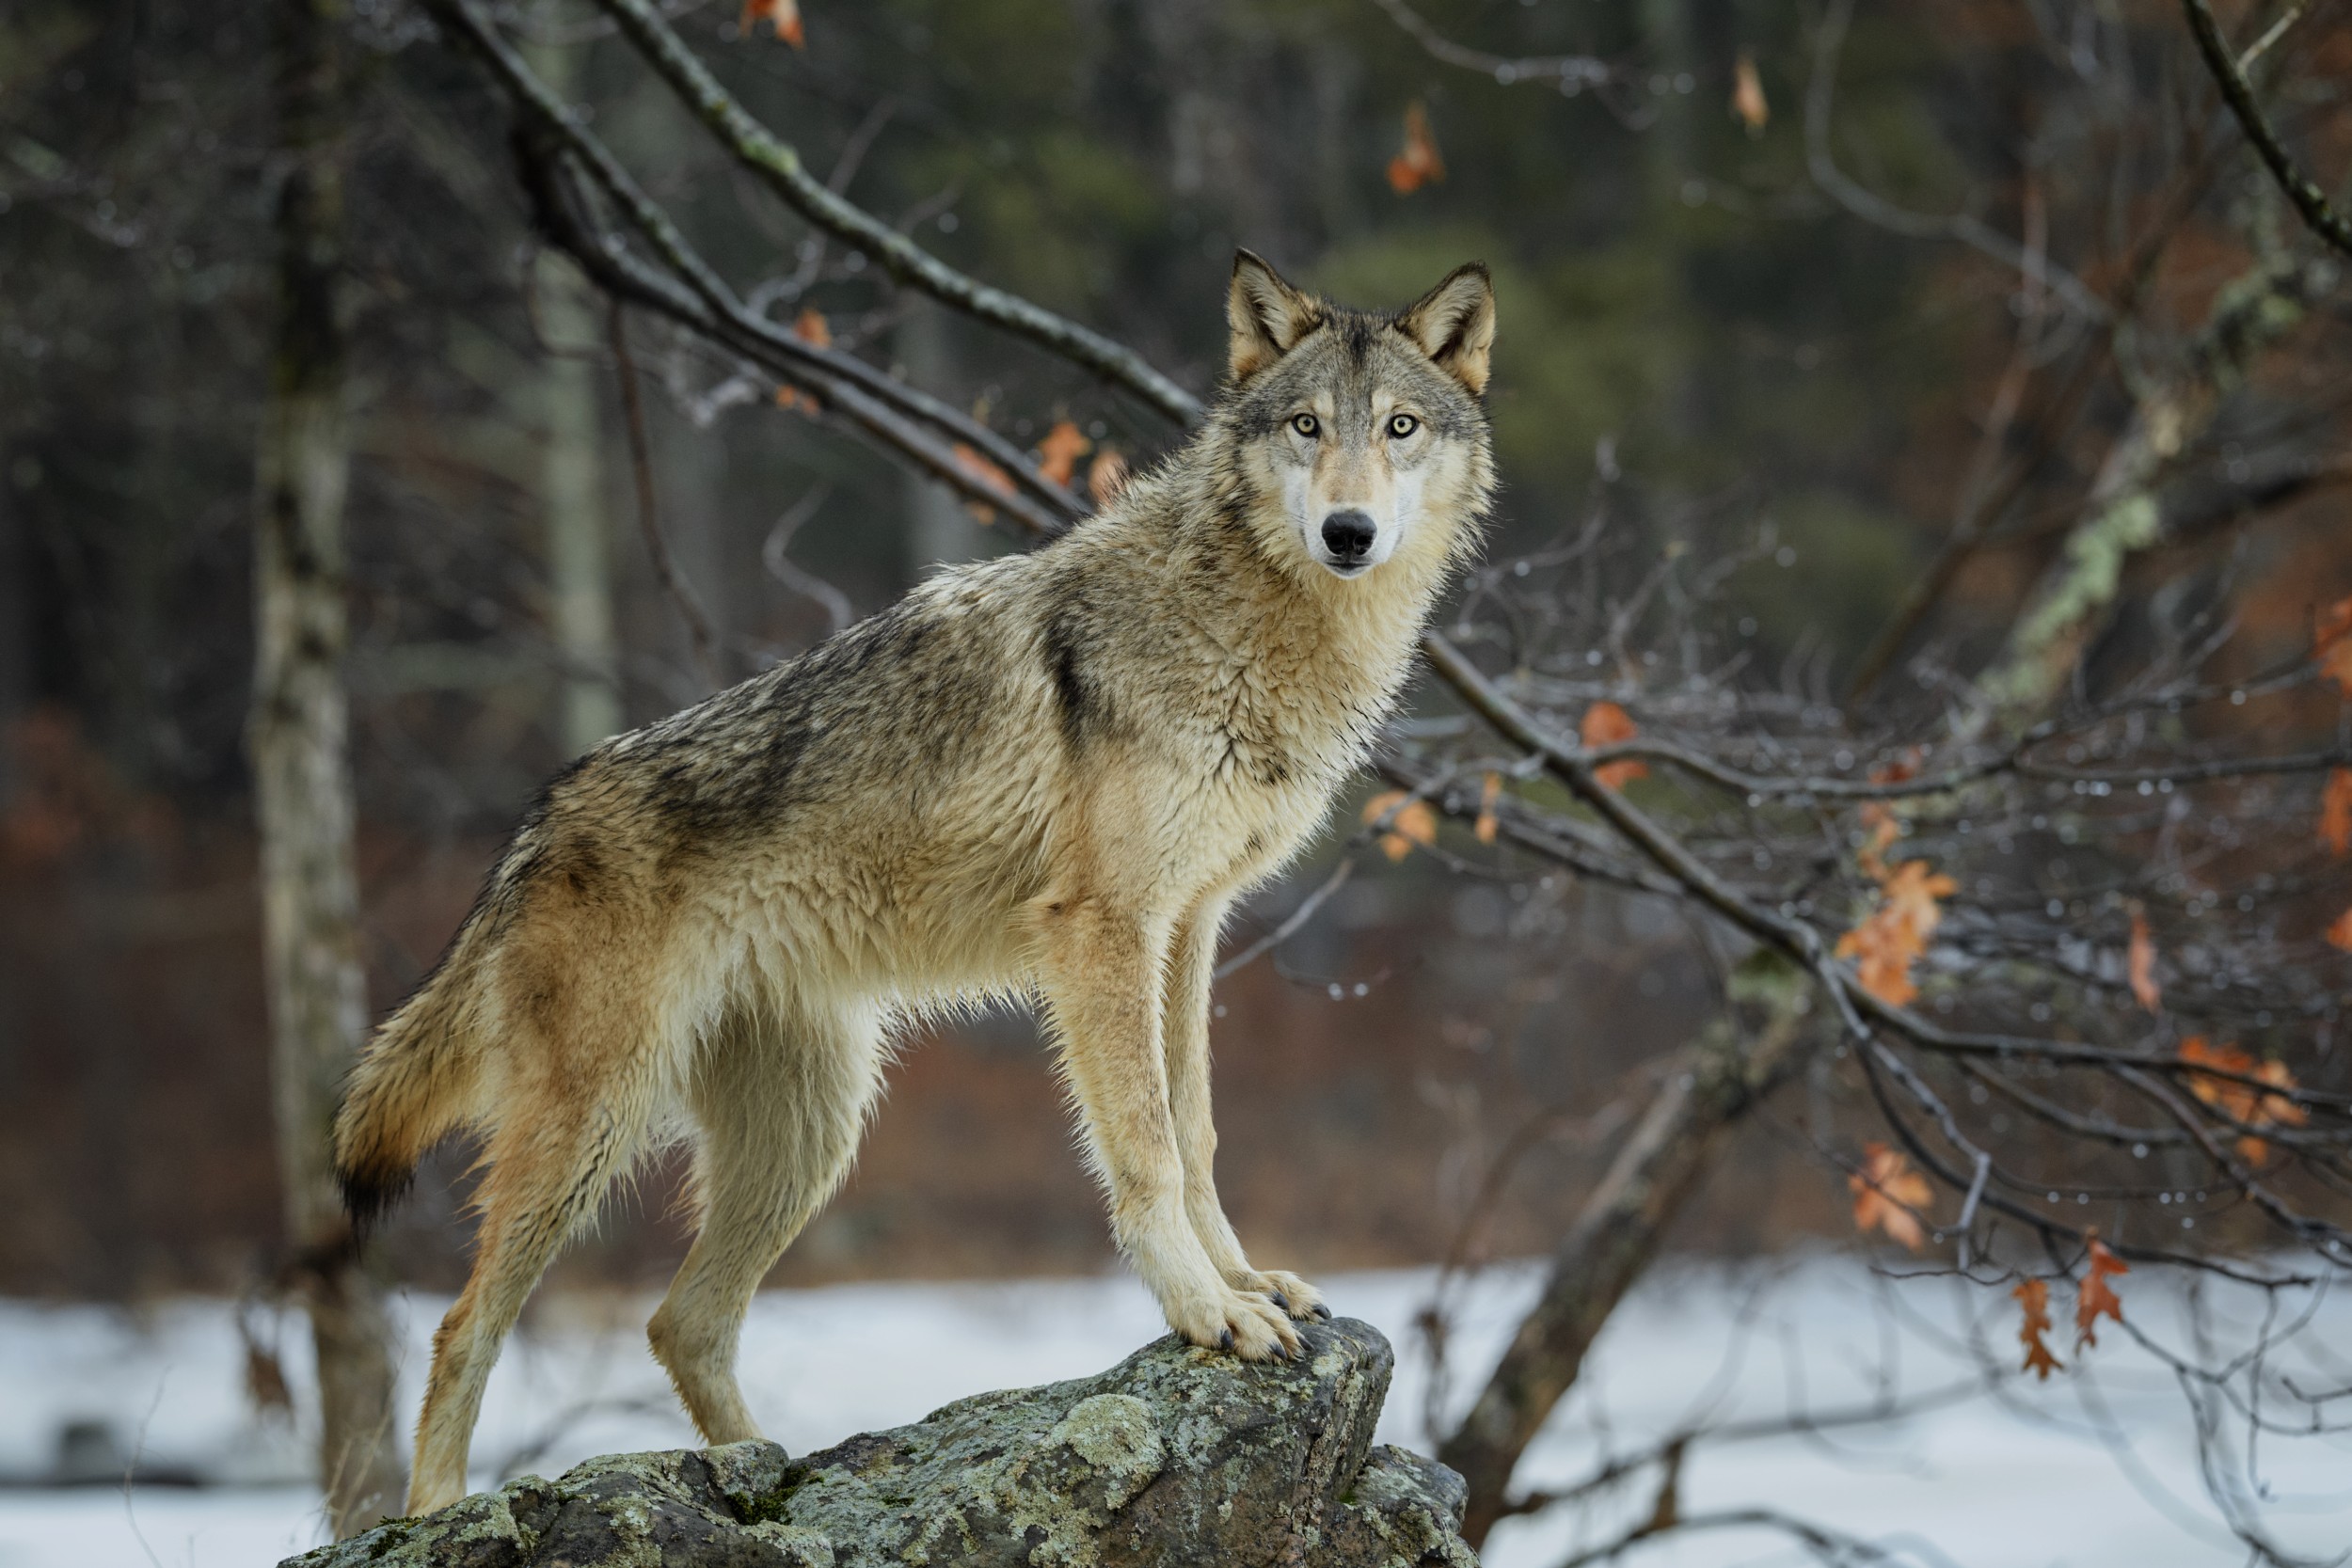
[[1212, 250, 1496, 584]]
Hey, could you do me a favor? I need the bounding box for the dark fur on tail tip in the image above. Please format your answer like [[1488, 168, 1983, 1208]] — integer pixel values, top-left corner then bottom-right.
[[337, 1157, 416, 1237]]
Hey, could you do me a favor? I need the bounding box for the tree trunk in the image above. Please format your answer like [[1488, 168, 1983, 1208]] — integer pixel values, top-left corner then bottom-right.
[[524, 40, 623, 757], [1439, 958, 1816, 1546], [251, 0, 405, 1534]]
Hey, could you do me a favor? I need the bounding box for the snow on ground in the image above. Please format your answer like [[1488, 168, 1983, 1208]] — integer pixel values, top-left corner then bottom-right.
[[1, 1258, 2345, 1567]]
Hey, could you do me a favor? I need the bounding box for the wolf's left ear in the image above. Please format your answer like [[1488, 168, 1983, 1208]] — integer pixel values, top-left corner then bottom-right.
[[1228, 249, 1324, 384], [1396, 262, 1497, 396]]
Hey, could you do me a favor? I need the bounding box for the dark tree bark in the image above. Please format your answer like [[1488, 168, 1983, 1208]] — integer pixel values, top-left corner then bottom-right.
[[251, 0, 405, 1534]]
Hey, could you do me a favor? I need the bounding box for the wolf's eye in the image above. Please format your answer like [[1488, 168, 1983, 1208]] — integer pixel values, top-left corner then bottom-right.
[[1387, 413, 1421, 439], [1290, 412, 1320, 438]]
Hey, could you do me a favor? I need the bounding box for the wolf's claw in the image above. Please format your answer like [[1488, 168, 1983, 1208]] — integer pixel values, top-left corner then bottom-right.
[[1269, 1291, 1291, 1311], [1219, 1328, 1235, 1351], [1311, 1303, 1332, 1321]]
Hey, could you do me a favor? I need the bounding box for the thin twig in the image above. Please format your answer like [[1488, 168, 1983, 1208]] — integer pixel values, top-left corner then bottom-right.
[[608, 299, 721, 686], [2182, 0, 2352, 259]]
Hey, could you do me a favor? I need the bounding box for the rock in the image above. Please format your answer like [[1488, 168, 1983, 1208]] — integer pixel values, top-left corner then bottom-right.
[[285, 1317, 1475, 1568]]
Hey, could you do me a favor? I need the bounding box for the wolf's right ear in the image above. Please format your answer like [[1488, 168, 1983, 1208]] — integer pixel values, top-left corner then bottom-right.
[[1227, 250, 1323, 385]]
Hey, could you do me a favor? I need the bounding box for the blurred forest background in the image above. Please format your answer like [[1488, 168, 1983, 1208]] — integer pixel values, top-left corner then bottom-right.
[[0, 0, 1970, 1302], [5, 0, 2352, 1435]]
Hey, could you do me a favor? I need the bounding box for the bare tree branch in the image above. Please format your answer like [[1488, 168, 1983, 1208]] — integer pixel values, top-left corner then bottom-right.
[[586, 0, 1206, 424], [2183, 0, 2352, 259]]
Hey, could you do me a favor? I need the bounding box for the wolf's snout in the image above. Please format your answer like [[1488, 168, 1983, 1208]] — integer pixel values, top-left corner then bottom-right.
[[1321, 510, 1377, 564]]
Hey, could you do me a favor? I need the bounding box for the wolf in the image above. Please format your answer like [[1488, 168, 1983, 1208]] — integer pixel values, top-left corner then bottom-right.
[[334, 250, 1497, 1513]]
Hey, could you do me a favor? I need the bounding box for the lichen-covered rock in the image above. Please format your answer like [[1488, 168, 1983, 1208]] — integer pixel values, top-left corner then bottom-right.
[[286, 1317, 1475, 1567]]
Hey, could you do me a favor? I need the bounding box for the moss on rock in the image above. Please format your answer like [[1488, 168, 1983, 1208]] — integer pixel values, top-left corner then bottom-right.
[[285, 1317, 1473, 1568]]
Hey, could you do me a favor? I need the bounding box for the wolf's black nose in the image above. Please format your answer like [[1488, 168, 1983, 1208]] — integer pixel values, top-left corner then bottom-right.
[[1321, 510, 1376, 561]]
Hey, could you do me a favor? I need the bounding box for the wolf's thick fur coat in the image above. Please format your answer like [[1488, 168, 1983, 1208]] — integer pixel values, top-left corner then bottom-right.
[[334, 252, 1497, 1513]]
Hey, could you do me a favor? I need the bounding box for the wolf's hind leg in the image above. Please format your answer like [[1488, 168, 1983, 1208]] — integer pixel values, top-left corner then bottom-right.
[[1163, 900, 1325, 1323], [409, 1055, 659, 1514], [649, 1000, 886, 1444]]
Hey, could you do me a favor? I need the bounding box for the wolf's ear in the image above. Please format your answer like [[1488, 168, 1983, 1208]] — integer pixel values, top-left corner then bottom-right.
[[1396, 262, 1497, 396], [1227, 249, 1323, 384]]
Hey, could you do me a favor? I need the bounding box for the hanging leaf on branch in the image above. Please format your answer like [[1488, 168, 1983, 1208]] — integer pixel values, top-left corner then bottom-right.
[[2074, 1233, 2128, 1350], [2128, 908, 2161, 1014], [1730, 51, 1769, 136], [739, 0, 805, 47], [1836, 859, 1957, 1007], [1849, 1141, 1933, 1250], [2179, 1037, 2307, 1163], [2013, 1278, 2063, 1379], [1362, 789, 1438, 861], [1035, 420, 1091, 489], [2316, 594, 2352, 696], [1580, 701, 1648, 789], [1387, 102, 1446, 195], [2321, 768, 2352, 857]]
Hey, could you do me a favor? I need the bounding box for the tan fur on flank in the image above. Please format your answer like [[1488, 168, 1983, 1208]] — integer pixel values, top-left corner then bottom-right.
[[334, 251, 1497, 1513]]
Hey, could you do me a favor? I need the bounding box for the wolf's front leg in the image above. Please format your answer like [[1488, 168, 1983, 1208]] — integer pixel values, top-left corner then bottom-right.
[[1163, 900, 1327, 1323], [1037, 894, 1301, 1359]]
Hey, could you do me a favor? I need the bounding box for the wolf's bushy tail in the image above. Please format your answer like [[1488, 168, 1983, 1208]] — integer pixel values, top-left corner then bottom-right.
[[333, 923, 495, 1231]]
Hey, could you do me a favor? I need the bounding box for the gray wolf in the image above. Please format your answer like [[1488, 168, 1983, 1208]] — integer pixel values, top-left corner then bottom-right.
[[334, 250, 1497, 1513]]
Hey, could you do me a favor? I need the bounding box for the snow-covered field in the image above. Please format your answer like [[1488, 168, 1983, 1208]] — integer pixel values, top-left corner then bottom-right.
[[2, 1259, 2344, 1567]]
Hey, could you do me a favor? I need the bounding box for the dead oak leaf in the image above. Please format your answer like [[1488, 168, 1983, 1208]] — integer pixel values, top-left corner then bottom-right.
[[1475, 771, 1502, 846], [2322, 768, 2352, 858], [2328, 907, 2352, 954], [1036, 420, 1091, 489], [1836, 859, 1957, 1007], [739, 0, 804, 46], [1731, 51, 1769, 136], [1580, 701, 1648, 789], [2317, 594, 2352, 696], [2014, 1278, 2063, 1380], [1849, 1141, 1933, 1251], [1361, 789, 1438, 862], [1387, 102, 1445, 195], [2128, 909, 2161, 1014], [2075, 1233, 2128, 1351]]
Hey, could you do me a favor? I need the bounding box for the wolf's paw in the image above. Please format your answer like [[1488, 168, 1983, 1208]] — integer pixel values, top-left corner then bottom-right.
[[1232, 1268, 1327, 1322], [1168, 1286, 1303, 1361]]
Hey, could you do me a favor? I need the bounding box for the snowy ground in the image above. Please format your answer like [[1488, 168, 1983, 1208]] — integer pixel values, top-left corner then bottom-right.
[[2, 1258, 2345, 1567]]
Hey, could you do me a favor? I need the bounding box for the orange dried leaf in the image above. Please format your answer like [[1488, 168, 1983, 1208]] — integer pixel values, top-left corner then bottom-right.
[[2075, 1234, 2128, 1350], [2128, 910, 2160, 1014], [2181, 1037, 2303, 1164], [773, 384, 821, 416], [2014, 1278, 2063, 1380], [2328, 907, 2352, 953], [790, 307, 831, 348], [1088, 448, 1131, 507], [1849, 1142, 1933, 1251], [1580, 701, 1648, 789], [1837, 859, 1956, 1007], [739, 0, 803, 46], [1361, 789, 1437, 862], [2322, 768, 2352, 857], [1386, 102, 1445, 195], [2316, 594, 2352, 696], [1036, 420, 1091, 489], [1474, 772, 1502, 846], [1731, 51, 1769, 136]]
